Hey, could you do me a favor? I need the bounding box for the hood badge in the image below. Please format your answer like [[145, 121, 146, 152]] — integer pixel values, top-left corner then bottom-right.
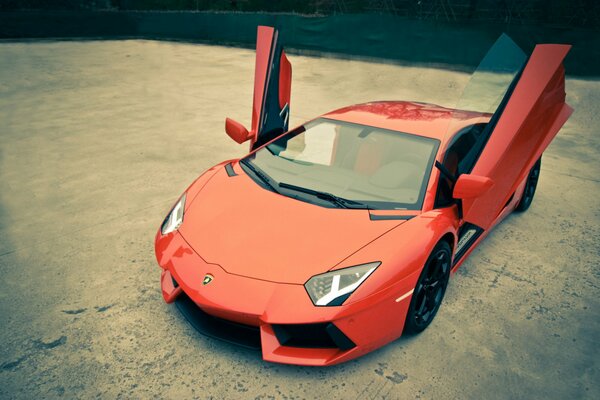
[[202, 274, 214, 286]]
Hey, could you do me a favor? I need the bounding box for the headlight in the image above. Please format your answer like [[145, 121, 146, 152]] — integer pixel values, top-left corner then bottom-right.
[[160, 194, 186, 235], [304, 262, 380, 306]]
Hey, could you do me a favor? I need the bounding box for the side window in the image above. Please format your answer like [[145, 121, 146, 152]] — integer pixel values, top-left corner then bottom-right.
[[435, 124, 486, 208]]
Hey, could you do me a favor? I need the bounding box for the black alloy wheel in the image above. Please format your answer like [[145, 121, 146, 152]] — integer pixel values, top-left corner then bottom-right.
[[515, 157, 542, 212], [404, 241, 452, 334]]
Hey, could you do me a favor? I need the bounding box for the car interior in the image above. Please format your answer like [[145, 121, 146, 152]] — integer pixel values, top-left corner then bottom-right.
[[258, 121, 439, 208], [435, 123, 488, 207]]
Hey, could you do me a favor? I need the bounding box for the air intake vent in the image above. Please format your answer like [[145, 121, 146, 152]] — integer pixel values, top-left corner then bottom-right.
[[272, 323, 355, 350]]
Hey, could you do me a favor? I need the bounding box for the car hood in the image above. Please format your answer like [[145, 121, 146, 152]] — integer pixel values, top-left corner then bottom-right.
[[178, 165, 403, 284]]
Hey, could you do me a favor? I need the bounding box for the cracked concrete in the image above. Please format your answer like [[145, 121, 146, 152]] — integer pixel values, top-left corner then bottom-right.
[[0, 39, 598, 399]]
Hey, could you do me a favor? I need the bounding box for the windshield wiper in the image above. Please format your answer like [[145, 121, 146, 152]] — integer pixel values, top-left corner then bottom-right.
[[278, 182, 368, 209], [240, 159, 279, 194]]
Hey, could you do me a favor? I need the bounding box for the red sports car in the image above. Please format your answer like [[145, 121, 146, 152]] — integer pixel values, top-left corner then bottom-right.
[[155, 26, 572, 366]]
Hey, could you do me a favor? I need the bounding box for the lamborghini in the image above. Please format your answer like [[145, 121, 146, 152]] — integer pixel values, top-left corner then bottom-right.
[[154, 26, 572, 366]]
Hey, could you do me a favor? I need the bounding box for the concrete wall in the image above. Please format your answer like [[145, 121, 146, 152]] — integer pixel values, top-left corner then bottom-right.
[[1, 10, 598, 76]]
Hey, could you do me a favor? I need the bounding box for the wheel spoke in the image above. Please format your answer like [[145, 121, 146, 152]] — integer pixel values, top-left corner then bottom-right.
[[433, 286, 443, 303], [415, 290, 427, 316], [431, 256, 448, 281], [436, 262, 447, 280], [430, 259, 441, 277], [427, 291, 438, 309]]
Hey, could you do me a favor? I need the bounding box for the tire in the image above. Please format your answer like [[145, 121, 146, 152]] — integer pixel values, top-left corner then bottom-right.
[[515, 157, 542, 212], [403, 241, 452, 335]]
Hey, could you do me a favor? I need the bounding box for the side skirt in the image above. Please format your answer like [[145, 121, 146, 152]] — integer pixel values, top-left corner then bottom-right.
[[452, 223, 484, 267]]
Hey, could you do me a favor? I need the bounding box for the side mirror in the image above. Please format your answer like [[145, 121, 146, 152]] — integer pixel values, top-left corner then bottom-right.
[[453, 174, 494, 199], [225, 118, 253, 144]]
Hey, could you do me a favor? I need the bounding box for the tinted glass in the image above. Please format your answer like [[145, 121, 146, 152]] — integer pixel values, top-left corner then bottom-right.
[[452, 34, 527, 115]]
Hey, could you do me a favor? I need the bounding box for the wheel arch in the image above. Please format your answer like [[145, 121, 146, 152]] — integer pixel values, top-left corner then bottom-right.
[[439, 232, 456, 255]]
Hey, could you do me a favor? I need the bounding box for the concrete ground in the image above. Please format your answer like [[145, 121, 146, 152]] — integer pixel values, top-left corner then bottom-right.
[[0, 40, 598, 399]]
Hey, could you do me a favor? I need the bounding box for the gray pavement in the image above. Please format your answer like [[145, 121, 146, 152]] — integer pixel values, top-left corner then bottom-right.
[[0, 39, 598, 399]]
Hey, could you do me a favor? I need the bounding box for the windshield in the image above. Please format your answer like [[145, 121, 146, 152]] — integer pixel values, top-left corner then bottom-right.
[[242, 118, 440, 210]]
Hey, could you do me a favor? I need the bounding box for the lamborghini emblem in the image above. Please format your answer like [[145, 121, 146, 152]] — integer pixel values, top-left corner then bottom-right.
[[202, 274, 214, 285]]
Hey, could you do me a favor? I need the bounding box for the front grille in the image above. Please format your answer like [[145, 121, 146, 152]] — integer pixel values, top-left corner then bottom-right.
[[272, 323, 356, 350], [175, 292, 261, 350]]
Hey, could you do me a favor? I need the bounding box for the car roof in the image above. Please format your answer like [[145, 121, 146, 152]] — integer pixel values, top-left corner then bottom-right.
[[323, 101, 491, 143]]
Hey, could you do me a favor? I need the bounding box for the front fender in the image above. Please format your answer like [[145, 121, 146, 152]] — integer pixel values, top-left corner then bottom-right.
[[185, 159, 238, 210], [155, 160, 237, 267], [335, 209, 458, 306]]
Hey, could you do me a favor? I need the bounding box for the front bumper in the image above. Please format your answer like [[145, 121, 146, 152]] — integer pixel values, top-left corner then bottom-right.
[[156, 231, 416, 366]]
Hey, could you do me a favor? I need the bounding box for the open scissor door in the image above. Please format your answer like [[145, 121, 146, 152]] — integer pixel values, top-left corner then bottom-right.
[[225, 25, 292, 149], [250, 25, 292, 149], [445, 35, 572, 232]]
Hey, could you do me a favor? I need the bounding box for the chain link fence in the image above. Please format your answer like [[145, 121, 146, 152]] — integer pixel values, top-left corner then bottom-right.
[[1, 1, 598, 28]]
